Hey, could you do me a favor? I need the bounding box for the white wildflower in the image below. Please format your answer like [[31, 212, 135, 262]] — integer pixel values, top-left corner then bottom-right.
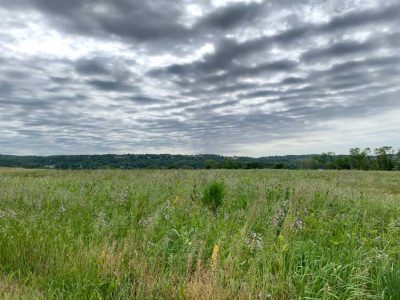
[[244, 231, 263, 252], [294, 217, 303, 231], [376, 249, 389, 260]]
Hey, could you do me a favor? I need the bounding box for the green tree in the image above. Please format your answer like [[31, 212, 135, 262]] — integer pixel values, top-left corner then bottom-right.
[[375, 146, 395, 170], [349, 148, 371, 170], [222, 158, 240, 169], [332, 156, 351, 170], [204, 159, 215, 169], [396, 149, 400, 171], [318, 152, 336, 169], [300, 158, 319, 169], [246, 162, 262, 169]]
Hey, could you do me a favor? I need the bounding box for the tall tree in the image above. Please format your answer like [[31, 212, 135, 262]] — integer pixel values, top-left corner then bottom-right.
[[349, 148, 371, 170], [375, 146, 395, 170], [318, 152, 336, 169]]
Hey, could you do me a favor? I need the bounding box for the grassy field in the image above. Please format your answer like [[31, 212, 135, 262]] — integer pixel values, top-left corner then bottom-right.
[[0, 169, 399, 299]]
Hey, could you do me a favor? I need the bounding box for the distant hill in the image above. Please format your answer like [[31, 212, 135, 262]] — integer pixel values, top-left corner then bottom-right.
[[0, 154, 318, 170], [2, 148, 398, 170]]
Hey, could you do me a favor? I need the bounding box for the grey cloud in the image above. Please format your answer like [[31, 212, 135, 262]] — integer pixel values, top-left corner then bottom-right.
[[2, 0, 189, 41], [50, 76, 72, 84], [1, 0, 400, 155], [75, 58, 110, 75], [197, 59, 298, 85], [197, 1, 265, 30], [152, 36, 276, 90], [1, 0, 267, 43], [87, 79, 133, 92], [0, 83, 13, 96], [301, 39, 380, 63], [163, 37, 271, 75], [128, 96, 164, 105], [281, 77, 306, 85], [2, 0, 400, 46], [153, 1, 400, 90], [320, 2, 400, 33], [240, 89, 281, 99]]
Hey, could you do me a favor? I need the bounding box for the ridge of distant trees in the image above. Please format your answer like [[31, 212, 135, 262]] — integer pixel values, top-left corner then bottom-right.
[[302, 146, 399, 171], [0, 146, 399, 171]]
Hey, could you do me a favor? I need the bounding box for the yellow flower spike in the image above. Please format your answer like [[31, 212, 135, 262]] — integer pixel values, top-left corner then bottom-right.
[[211, 244, 219, 270], [172, 195, 181, 206]]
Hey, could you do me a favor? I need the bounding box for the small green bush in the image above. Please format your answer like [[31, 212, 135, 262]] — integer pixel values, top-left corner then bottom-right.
[[202, 180, 225, 212]]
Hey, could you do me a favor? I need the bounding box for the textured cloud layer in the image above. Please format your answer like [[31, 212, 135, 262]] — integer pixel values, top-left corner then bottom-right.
[[0, 0, 399, 155]]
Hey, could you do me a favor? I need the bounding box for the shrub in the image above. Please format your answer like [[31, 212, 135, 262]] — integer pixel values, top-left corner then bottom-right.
[[202, 180, 225, 212]]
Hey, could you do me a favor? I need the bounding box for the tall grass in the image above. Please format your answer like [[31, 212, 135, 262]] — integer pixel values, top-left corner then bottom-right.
[[202, 180, 225, 212], [0, 169, 399, 299]]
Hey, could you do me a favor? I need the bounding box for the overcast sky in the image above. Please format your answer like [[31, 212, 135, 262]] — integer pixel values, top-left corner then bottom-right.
[[0, 0, 399, 156]]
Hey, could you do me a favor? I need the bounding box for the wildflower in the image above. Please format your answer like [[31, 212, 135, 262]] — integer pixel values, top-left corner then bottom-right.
[[294, 217, 303, 231], [0, 210, 17, 219], [190, 183, 200, 202], [138, 214, 157, 227], [324, 283, 332, 293], [272, 207, 285, 227], [272, 200, 289, 228], [95, 211, 108, 230], [376, 250, 389, 260], [257, 291, 272, 299], [211, 244, 219, 270], [116, 190, 128, 203], [161, 201, 173, 220], [244, 232, 263, 252]]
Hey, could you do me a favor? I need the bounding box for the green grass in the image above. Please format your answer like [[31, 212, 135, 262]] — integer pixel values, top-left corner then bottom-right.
[[202, 180, 225, 212], [0, 168, 399, 299]]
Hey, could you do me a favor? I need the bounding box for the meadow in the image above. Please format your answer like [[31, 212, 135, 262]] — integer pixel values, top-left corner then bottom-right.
[[0, 168, 399, 299]]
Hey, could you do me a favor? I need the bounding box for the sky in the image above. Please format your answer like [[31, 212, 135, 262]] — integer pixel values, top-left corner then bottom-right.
[[0, 0, 399, 156]]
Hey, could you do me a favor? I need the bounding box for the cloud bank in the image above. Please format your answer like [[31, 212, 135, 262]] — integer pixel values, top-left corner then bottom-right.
[[0, 0, 399, 155]]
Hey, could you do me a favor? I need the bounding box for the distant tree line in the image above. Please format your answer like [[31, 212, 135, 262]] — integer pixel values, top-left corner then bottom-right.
[[0, 146, 398, 170], [0, 154, 308, 170], [303, 146, 400, 171]]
